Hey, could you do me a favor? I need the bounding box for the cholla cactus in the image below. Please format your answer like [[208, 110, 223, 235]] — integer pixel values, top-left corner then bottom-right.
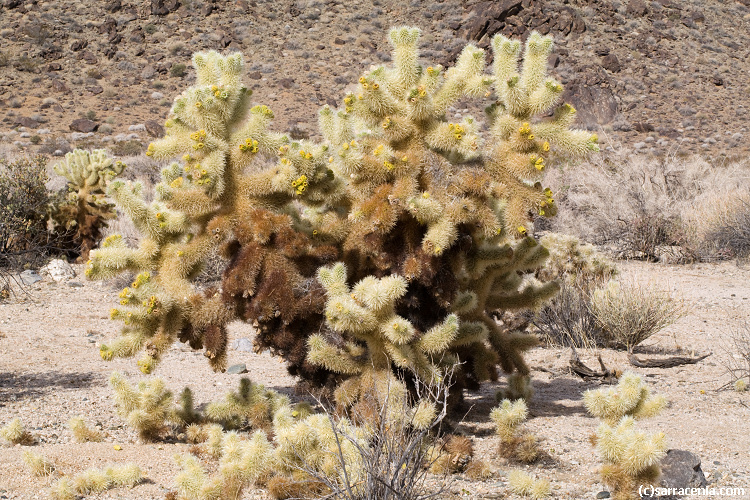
[[497, 373, 534, 401], [22, 451, 55, 477], [538, 232, 617, 284], [52, 464, 143, 498], [508, 470, 551, 499], [489, 398, 540, 463], [173, 430, 273, 500], [205, 377, 291, 430], [585, 372, 667, 500], [1, 417, 34, 445], [89, 28, 596, 408], [109, 372, 176, 441], [50, 149, 125, 261], [583, 371, 666, 426], [68, 417, 103, 443]]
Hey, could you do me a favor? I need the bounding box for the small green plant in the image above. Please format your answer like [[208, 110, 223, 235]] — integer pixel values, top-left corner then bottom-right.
[[584, 372, 667, 500], [109, 140, 144, 157], [144, 23, 158, 35], [721, 320, 750, 392], [30, 135, 41, 145], [0, 155, 54, 268], [13, 54, 40, 72], [532, 233, 616, 349], [170, 63, 187, 78], [85, 110, 98, 121]]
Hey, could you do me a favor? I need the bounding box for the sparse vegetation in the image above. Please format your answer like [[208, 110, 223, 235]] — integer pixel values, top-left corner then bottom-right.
[[589, 279, 685, 353], [0, 155, 57, 268], [169, 63, 187, 78], [547, 152, 750, 263]]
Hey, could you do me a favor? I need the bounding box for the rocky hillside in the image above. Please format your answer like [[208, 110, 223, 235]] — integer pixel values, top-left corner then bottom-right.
[[0, 0, 749, 159]]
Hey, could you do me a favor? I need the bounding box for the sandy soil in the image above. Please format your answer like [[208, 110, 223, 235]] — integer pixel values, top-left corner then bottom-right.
[[0, 259, 749, 499]]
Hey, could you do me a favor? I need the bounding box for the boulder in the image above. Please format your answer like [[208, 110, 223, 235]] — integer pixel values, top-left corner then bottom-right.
[[151, 0, 180, 16], [69, 119, 98, 133], [561, 65, 619, 126]]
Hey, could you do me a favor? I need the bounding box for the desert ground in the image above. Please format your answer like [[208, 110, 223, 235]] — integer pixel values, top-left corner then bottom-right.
[[0, 258, 748, 499]]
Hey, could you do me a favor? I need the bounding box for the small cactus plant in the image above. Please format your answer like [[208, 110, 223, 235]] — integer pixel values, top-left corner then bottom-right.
[[584, 372, 668, 500], [489, 398, 541, 463]]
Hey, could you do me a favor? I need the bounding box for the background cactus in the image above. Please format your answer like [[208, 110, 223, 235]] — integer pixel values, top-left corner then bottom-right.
[[88, 27, 597, 408], [49, 149, 125, 261]]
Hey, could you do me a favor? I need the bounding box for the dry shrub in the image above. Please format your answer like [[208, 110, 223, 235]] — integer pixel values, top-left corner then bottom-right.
[[532, 233, 615, 349], [700, 191, 750, 260], [720, 321, 750, 392], [0, 156, 62, 268], [533, 279, 606, 349], [589, 279, 685, 353], [546, 149, 750, 262]]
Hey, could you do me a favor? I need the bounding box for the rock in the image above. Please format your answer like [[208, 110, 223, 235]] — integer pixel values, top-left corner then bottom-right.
[[151, 91, 164, 100], [86, 86, 104, 95], [78, 51, 98, 64], [14, 116, 38, 128], [2, 0, 22, 8], [20, 270, 43, 285], [627, 0, 648, 16], [231, 338, 254, 352], [561, 65, 618, 126], [601, 53, 621, 72], [248, 71, 262, 80], [40, 260, 76, 282], [334, 37, 346, 45], [711, 75, 723, 86], [595, 47, 610, 56], [145, 120, 165, 138], [660, 449, 707, 490], [596, 492, 610, 499], [70, 39, 87, 51], [151, 0, 180, 16], [634, 122, 655, 133], [51, 79, 69, 92], [104, 0, 121, 12], [464, 0, 523, 41], [226, 364, 248, 375], [69, 119, 98, 133], [201, 2, 214, 16], [67, 281, 84, 288], [279, 77, 294, 89], [141, 65, 156, 79]]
